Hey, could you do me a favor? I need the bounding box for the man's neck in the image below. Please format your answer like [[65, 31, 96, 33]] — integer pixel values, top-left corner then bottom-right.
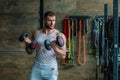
[[42, 28, 55, 35]]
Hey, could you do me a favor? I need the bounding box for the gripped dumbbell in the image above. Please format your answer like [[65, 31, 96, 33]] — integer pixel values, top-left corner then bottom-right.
[[44, 36, 64, 50], [18, 32, 38, 50]]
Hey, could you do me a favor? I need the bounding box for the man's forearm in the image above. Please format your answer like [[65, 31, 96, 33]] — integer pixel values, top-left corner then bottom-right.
[[52, 46, 66, 59]]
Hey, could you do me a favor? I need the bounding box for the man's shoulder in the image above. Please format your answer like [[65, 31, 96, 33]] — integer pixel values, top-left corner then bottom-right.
[[32, 30, 40, 40]]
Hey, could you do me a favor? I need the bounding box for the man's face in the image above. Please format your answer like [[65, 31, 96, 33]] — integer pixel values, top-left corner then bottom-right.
[[44, 16, 56, 29]]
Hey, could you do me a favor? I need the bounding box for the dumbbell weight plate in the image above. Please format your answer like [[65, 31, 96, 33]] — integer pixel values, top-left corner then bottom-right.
[[29, 40, 38, 50], [56, 36, 64, 47], [19, 32, 28, 42], [44, 39, 52, 50]]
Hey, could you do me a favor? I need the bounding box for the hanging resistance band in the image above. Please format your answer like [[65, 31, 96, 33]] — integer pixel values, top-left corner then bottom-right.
[[63, 18, 71, 65], [77, 18, 87, 65], [70, 18, 75, 65]]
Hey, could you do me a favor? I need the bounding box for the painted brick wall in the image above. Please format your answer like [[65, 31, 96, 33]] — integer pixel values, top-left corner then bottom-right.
[[0, 0, 119, 80]]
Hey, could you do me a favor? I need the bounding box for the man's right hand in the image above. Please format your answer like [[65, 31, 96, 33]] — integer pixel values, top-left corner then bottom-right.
[[24, 37, 32, 45]]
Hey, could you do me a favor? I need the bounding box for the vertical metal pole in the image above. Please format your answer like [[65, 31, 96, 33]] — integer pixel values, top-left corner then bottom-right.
[[104, 4, 108, 23], [113, 0, 119, 80], [39, 0, 44, 29], [104, 39, 108, 80], [104, 4, 108, 80]]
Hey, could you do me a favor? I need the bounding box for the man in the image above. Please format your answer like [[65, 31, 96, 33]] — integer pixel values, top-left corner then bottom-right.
[[24, 11, 66, 80]]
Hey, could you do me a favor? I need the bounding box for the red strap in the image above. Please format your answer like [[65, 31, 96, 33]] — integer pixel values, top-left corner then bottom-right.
[[63, 18, 70, 40], [62, 18, 71, 65]]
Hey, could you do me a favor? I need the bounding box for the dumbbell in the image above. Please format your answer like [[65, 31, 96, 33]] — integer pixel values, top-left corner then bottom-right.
[[18, 32, 38, 50], [44, 36, 64, 50]]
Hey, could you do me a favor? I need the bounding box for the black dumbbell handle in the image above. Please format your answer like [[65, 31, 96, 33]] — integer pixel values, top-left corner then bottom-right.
[[44, 36, 64, 50]]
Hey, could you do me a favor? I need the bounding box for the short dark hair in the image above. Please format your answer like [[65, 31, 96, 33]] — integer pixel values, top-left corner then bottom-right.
[[44, 11, 55, 19]]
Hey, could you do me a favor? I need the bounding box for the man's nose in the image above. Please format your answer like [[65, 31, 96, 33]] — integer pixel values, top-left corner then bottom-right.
[[51, 21, 54, 25]]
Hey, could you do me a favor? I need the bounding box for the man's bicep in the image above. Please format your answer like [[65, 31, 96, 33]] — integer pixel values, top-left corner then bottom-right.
[[31, 30, 39, 40]]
